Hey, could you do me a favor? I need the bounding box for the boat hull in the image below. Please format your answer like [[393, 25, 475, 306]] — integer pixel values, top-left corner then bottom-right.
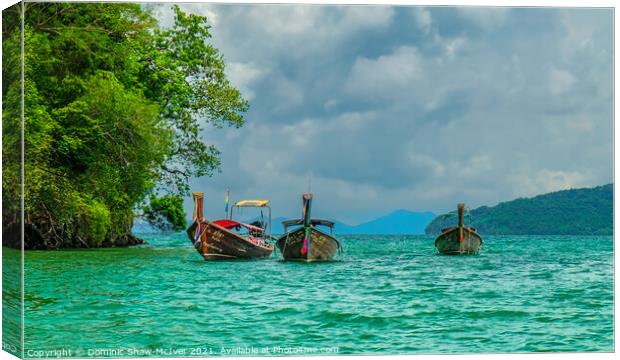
[[435, 227, 482, 255], [187, 220, 274, 260], [276, 227, 340, 261]]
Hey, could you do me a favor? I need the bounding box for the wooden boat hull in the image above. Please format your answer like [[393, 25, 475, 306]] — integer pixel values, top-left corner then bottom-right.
[[187, 220, 274, 260], [435, 226, 482, 255], [276, 227, 340, 261]]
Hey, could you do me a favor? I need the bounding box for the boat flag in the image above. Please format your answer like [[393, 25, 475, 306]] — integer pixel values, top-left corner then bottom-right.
[[224, 189, 230, 214]]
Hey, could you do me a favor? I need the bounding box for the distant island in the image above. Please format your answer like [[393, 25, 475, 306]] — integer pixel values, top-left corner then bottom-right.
[[425, 184, 613, 236], [135, 210, 436, 236], [135, 184, 613, 237], [270, 210, 436, 235]]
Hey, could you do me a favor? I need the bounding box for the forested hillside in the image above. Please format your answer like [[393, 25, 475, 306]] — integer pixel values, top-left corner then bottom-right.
[[2, 4, 247, 248], [425, 184, 613, 236]]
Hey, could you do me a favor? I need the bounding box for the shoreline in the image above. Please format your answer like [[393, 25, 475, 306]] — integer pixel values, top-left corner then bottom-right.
[[2, 226, 146, 250]]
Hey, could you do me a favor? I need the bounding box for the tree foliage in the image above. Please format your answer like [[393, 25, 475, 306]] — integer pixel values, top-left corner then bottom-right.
[[142, 194, 186, 232], [2, 3, 248, 248], [425, 184, 613, 236]]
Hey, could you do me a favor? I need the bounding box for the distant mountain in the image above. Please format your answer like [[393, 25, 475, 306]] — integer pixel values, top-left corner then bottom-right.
[[425, 184, 613, 236], [269, 210, 436, 235]]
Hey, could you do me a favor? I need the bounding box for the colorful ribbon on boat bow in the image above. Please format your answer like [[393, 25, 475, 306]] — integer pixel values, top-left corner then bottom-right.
[[301, 226, 310, 256], [194, 221, 207, 250]]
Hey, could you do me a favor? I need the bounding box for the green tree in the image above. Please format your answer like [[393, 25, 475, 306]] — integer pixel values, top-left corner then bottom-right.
[[142, 194, 186, 232], [2, 3, 248, 248]]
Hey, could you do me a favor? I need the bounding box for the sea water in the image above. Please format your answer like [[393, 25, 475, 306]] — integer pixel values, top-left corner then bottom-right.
[[6, 234, 614, 356]]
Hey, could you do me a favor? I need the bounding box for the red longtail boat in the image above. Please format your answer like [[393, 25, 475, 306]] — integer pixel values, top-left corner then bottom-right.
[[186, 192, 274, 260], [276, 193, 341, 261], [434, 203, 483, 255]]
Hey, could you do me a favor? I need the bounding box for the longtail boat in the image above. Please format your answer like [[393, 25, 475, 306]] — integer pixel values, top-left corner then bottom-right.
[[187, 192, 274, 260], [276, 193, 341, 261], [434, 203, 483, 255]]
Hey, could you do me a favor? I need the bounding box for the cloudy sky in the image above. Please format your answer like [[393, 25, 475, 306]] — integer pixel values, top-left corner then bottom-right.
[[153, 4, 612, 224]]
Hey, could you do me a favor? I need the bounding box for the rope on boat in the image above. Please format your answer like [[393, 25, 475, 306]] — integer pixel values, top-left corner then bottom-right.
[[281, 231, 290, 257], [193, 221, 209, 250]]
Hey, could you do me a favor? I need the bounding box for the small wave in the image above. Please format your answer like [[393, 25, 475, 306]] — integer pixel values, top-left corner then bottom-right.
[[456, 309, 530, 319], [314, 309, 403, 328]]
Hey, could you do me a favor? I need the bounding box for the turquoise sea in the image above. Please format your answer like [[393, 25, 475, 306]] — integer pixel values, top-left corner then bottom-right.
[[4, 234, 614, 357]]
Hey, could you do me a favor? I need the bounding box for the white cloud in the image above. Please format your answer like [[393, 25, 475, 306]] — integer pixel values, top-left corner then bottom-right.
[[346, 46, 421, 100], [234, 5, 394, 39], [338, 5, 395, 30], [254, 6, 320, 36], [548, 66, 577, 95], [206, 5, 394, 63], [281, 119, 318, 147], [338, 111, 376, 130], [271, 74, 304, 112], [410, 7, 432, 34], [323, 99, 340, 110], [456, 7, 509, 31], [508, 169, 588, 198], [559, 9, 599, 56], [455, 155, 494, 179], [225, 62, 266, 101], [407, 152, 445, 177], [443, 36, 468, 59], [151, 3, 218, 27]]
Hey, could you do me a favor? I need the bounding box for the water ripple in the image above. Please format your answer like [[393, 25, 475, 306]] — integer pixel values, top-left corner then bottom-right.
[[7, 234, 613, 356]]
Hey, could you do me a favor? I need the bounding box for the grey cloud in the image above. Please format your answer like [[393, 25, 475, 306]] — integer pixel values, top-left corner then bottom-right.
[[153, 5, 612, 223]]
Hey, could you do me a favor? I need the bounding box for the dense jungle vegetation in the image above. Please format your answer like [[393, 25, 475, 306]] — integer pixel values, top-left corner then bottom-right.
[[2, 3, 247, 248]]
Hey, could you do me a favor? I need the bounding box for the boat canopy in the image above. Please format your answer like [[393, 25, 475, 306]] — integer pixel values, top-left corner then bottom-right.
[[282, 218, 335, 229], [234, 200, 270, 207], [213, 219, 265, 233], [213, 219, 241, 229]]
